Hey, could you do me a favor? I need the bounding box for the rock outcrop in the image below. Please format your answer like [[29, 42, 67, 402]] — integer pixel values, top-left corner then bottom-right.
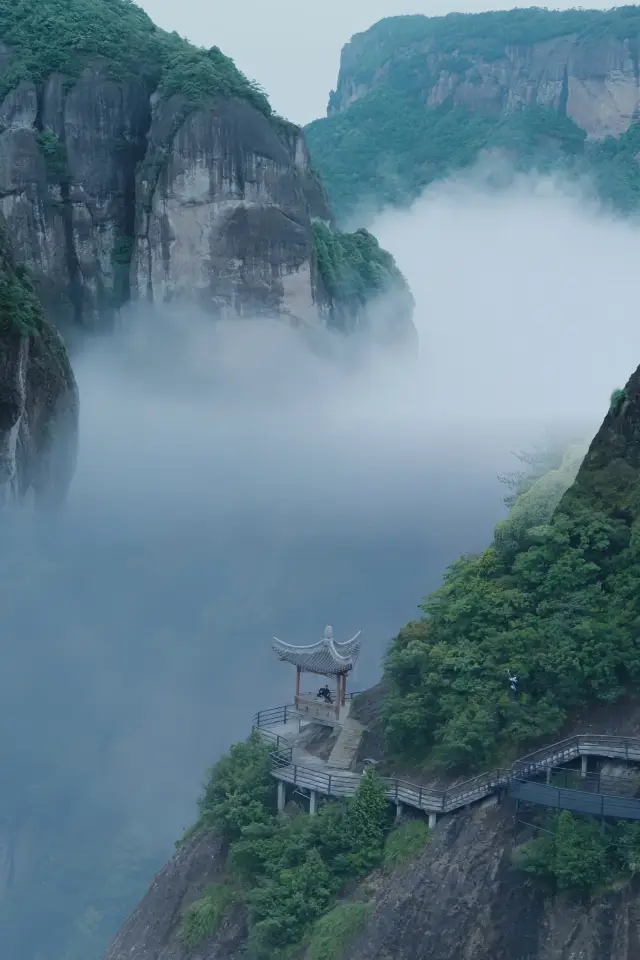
[[0, 3, 414, 347], [104, 831, 245, 960], [0, 61, 329, 334], [348, 803, 640, 960], [0, 216, 78, 506], [328, 15, 640, 140], [105, 802, 640, 960]]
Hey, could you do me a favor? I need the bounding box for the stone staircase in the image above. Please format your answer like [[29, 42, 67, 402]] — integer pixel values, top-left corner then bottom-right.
[[328, 717, 365, 770]]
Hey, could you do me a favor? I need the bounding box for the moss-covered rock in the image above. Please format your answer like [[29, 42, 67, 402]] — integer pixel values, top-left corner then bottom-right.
[[0, 216, 78, 506]]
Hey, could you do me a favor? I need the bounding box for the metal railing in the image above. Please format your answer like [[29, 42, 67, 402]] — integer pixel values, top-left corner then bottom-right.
[[509, 778, 640, 821], [252, 703, 640, 819]]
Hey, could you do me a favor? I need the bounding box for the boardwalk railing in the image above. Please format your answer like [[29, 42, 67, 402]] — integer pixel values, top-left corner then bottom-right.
[[508, 778, 640, 821], [253, 704, 640, 820]]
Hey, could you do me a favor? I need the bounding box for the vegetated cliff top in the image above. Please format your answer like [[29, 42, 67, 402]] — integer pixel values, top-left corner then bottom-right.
[[330, 7, 640, 101], [305, 6, 640, 222], [0, 0, 270, 115], [382, 367, 640, 774]]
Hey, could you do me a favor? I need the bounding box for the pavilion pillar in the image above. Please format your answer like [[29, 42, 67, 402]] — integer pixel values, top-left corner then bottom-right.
[[335, 675, 340, 719], [295, 666, 301, 701]]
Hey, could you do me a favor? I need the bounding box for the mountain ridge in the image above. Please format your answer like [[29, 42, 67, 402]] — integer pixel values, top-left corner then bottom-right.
[[306, 7, 640, 222]]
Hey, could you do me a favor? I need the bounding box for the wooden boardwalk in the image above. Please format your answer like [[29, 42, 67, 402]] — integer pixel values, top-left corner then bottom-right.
[[254, 705, 640, 820]]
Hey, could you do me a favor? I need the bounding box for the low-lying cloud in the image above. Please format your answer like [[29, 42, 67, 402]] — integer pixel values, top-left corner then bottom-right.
[[0, 167, 637, 958]]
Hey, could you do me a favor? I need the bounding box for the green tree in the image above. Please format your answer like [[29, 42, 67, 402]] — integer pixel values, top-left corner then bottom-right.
[[198, 732, 274, 841], [343, 769, 390, 873]]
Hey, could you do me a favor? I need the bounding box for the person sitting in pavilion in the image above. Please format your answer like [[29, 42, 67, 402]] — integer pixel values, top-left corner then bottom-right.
[[317, 684, 333, 704]]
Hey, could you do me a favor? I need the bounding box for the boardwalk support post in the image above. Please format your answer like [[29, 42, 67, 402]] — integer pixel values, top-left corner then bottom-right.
[[546, 766, 552, 784], [395, 801, 403, 823], [428, 812, 437, 830], [277, 781, 286, 812], [310, 790, 317, 816], [581, 755, 588, 778]]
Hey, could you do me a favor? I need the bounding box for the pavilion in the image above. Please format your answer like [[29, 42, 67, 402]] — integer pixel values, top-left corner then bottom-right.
[[272, 625, 362, 723]]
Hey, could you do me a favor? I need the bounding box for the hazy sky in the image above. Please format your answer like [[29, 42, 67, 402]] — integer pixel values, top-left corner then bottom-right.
[[138, 0, 613, 123]]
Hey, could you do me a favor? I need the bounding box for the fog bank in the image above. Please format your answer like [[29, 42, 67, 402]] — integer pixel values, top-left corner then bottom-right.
[[0, 171, 636, 959]]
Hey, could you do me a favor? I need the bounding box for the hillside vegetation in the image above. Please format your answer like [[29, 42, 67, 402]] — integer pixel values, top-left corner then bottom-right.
[[306, 7, 640, 221], [313, 223, 413, 327], [383, 373, 640, 771], [0, 0, 270, 113], [181, 734, 392, 957]]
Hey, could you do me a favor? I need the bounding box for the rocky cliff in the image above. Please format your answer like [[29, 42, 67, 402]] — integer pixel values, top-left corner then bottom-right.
[[0, 0, 414, 346], [329, 12, 640, 138], [104, 801, 640, 960], [0, 214, 77, 506], [306, 8, 640, 221]]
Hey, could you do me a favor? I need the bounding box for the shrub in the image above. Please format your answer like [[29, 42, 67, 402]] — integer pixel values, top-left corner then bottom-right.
[[610, 388, 626, 414], [198, 732, 274, 841], [181, 883, 233, 948], [514, 811, 640, 893], [383, 817, 431, 868], [306, 902, 370, 960], [191, 737, 391, 953]]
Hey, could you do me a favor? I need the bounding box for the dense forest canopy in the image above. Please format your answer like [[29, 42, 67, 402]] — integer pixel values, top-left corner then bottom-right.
[[0, 0, 270, 113], [306, 7, 640, 222]]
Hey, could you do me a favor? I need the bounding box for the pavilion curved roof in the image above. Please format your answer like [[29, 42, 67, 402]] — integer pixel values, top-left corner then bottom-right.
[[272, 629, 362, 675]]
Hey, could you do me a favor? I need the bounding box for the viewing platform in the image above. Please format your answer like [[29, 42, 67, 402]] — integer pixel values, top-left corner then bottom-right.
[[260, 624, 640, 826]]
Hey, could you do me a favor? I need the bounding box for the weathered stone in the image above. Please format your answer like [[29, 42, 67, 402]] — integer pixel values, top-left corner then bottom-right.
[[330, 31, 640, 141], [0, 54, 410, 346], [0, 217, 78, 507]]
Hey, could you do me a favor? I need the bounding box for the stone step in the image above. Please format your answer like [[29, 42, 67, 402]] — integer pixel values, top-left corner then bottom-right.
[[328, 718, 365, 771]]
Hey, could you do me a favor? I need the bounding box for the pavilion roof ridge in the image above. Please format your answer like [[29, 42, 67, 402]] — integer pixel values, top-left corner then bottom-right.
[[271, 628, 362, 675]]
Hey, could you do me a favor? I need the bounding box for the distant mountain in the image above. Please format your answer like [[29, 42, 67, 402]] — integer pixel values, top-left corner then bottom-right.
[[305, 8, 640, 222]]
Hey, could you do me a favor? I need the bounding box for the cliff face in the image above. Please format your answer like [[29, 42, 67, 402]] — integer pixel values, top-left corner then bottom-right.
[[0, 216, 78, 506], [104, 831, 244, 960], [306, 9, 640, 222], [348, 803, 640, 960], [330, 28, 640, 140], [0, 3, 414, 347], [0, 58, 331, 334], [134, 96, 329, 325], [105, 803, 640, 960]]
